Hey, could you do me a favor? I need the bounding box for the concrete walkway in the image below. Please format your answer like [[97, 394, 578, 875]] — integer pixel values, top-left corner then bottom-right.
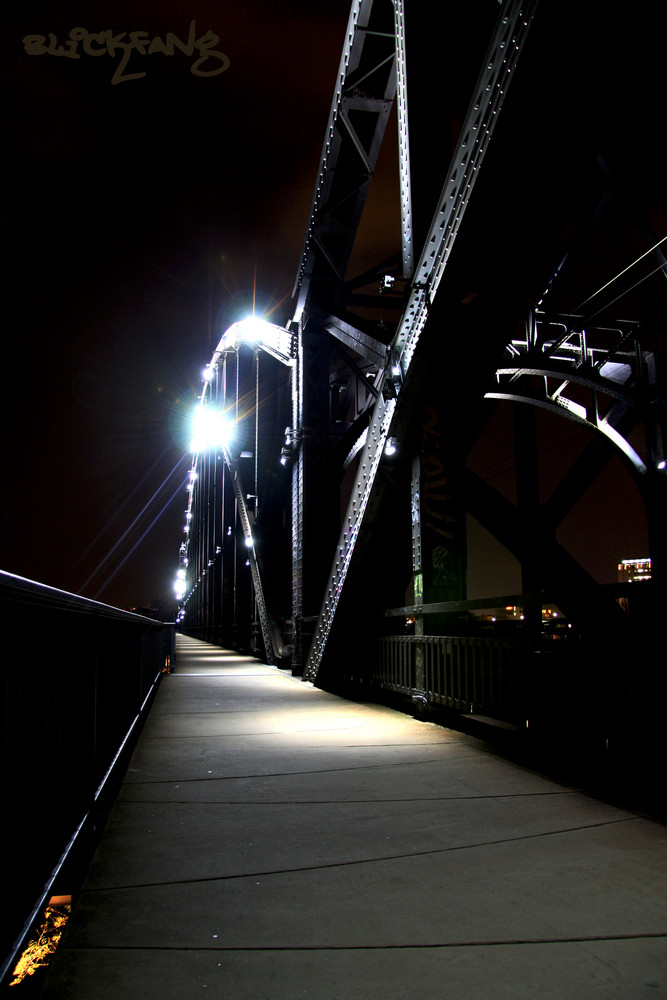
[[42, 635, 667, 998]]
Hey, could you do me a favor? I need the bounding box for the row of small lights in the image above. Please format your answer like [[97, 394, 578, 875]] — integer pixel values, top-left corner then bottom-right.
[[173, 317, 289, 614], [173, 316, 404, 613]]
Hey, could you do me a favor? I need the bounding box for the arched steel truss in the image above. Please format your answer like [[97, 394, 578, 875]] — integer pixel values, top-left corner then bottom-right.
[[488, 312, 664, 477], [178, 0, 665, 740]]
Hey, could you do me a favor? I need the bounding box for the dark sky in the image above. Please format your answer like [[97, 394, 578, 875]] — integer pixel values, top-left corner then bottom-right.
[[3, 0, 351, 611]]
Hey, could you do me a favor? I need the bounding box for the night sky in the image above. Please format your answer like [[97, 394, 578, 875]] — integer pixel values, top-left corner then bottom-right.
[[3, 0, 352, 612]]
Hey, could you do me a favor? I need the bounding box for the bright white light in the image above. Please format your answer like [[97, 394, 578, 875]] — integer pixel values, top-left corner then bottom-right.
[[190, 405, 233, 453], [244, 535, 253, 548], [213, 317, 294, 364], [236, 316, 270, 346], [202, 365, 215, 382]]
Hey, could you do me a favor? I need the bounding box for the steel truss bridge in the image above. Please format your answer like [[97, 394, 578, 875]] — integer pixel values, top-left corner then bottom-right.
[[177, 0, 665, 748]]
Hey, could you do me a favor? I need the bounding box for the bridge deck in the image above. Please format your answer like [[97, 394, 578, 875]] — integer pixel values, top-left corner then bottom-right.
[[42, 635, 666, 998]]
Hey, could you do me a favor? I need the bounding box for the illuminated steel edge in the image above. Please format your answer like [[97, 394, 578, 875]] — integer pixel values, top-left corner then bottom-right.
[[303, 0, 539, 682], [292, 0, 397, 317], [487, 312, 662, 476], [291, 323, 305, 667], [394, 0, 414, 281], [223, 446, 277, 665]]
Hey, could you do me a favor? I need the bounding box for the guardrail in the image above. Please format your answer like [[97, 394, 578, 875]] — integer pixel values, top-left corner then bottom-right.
[[377, 634, 529, 723], [0, 571, 175, 986]]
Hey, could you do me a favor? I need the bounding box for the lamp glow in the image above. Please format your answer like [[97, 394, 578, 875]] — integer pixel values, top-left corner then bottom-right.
[[190, 405, 233, 453], [236, 316, 269, 346], [213, 317, 294, 365]]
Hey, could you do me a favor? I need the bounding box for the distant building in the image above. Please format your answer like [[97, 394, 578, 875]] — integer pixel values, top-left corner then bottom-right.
[[617, 558, 651, 612], [617, 558, 651, 584]]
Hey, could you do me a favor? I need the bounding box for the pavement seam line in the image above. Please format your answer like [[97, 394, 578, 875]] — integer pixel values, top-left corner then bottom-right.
[[81, 814, 644, 894], [59, 932, 667, 952], [116, 792, 589, 805]]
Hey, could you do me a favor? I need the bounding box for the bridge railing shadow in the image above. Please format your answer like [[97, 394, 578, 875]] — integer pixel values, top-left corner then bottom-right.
[[319, 585, 664, 817]]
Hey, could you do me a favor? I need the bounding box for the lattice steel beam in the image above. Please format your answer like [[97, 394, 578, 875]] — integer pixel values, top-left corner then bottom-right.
[[313, 307, 389, 369], [223, 449, 277, 665], [304, 0, 539, 682], [293, 0, 398, 319], [488, 313, 664, 476]]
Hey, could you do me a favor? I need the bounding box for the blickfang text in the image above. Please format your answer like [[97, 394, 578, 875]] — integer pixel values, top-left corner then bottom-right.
[[22, 21, 230, 85]]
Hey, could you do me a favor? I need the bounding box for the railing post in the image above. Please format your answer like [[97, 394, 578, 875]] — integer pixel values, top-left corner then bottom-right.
[[410, 456, 425, 701]]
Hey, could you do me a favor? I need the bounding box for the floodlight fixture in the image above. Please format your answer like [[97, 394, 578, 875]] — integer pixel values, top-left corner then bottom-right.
[[212, 316, 295, 366], [189, 404, 234, 454], [384, 436, 399, 457]]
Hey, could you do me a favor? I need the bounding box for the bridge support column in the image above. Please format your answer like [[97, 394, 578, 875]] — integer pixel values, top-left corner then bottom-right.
[[292, 318, 339, 674], [410, 400, 468, 702], [513, 404, 542, 638]]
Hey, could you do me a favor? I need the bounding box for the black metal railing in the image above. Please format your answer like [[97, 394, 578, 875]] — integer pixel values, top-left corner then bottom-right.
[[377, 633, 530, 722], [374, 592, 564, 724], [374, 583, 662, 740], [1, 570, 175, 985]]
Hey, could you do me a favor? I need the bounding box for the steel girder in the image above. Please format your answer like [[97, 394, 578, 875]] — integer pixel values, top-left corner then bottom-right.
[[488, 313, 664, 477], [293, 0, 400, 320], [462, 465, 630, 634], [179, 0, 665, 678], [289, 0, 403, 672], [303, 0, 539, 682]]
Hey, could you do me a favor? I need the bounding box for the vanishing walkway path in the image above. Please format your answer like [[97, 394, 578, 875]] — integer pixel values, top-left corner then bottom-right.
[[43, 634, 667, 998]]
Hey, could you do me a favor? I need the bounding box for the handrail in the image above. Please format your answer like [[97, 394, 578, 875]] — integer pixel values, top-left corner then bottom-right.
[[0, 571, 174, 987]]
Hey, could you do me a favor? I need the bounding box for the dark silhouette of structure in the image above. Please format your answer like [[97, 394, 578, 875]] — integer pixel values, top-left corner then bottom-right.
[[177, 0, 665, 754]]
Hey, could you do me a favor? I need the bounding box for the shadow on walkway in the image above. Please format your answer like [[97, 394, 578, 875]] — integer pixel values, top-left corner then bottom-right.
[[41, 635, 667, 998]]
